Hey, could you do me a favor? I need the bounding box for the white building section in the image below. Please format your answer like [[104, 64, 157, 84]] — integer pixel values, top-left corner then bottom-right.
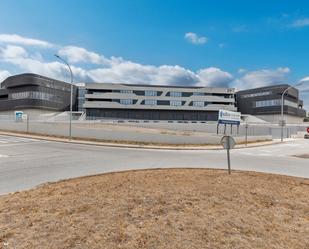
[[83, 83, 236, 121]]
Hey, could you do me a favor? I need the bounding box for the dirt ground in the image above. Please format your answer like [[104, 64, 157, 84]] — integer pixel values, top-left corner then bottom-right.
[[0, 169, 308, 249]]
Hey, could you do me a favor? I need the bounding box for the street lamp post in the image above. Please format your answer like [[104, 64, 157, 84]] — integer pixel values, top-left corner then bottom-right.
[[54, 54, 73, 140], [280, 82, 305, 142]]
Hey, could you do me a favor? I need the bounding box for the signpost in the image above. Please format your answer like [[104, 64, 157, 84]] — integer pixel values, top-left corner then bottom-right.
[[307, 127, 309, 133], [220, 135, 236, 174], [217, 110, 241, 135]]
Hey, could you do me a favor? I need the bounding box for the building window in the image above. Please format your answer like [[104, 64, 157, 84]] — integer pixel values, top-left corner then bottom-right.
[[170, 100, 182, 106], [255, 99, 281, 107], [193, 101, 204, 107], [242, 91, 272, 99], [193, 92, 204, 96], [145, 90, 157, 96], [120, 90, 133, 94], [120, 99, 133, 105], [10, 91, 63, 103], [284, 99, 298, 108], [144, 99, 157, 106], [170, 91, 182, 97]]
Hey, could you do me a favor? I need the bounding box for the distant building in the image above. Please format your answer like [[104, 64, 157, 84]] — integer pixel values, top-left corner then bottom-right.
[[1, 73, 306, 123], [83, 83, 236, 121], [0, 73, 78, 117], [236, 84, 306, 123]]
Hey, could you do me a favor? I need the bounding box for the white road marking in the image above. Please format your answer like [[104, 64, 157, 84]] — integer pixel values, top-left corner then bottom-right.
[[0, 135, 44, 146], [0, 154, 8, 158]]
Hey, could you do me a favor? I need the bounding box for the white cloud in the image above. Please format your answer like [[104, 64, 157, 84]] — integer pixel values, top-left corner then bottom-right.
[[238, 68, 247, 74], [0, 37, 232, 87], [290, 18, 309, 28], [300, 76, 309, 83], [0, 45, 28, 59], [0, 34, 53, 47], [58, 46, 111, 65], [0, 70, 11, 82], [234, 67, 290, 90], [184, 32, 208, 45], [88, 62, 216, 87], [197, 67, 233, 87]]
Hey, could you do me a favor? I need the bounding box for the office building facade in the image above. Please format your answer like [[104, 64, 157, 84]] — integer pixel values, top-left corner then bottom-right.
[[0, 73, 78, 116], [84, 83, 236, 121], [236, 84, 306, 123]]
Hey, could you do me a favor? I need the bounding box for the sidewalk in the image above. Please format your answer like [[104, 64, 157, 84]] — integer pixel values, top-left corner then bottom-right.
[[0, 130, 287, 150]]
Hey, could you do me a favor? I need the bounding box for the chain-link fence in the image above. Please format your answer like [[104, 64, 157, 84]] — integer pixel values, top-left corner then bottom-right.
[[0, 114, 307, 145]]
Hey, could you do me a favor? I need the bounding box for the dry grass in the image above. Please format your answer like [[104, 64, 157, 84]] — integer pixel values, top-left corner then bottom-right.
[[0, 169, 308, 249]]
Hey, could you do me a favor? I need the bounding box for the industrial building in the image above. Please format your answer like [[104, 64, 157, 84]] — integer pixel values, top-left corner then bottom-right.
[[83, 83, 237, 121], [0, 73, 78, 117], [0, 73, 307, 123], [236, 84, 306, 123]]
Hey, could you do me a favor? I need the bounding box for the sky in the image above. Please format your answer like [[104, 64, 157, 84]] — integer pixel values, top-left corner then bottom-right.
[[0, 0, 309, 110]]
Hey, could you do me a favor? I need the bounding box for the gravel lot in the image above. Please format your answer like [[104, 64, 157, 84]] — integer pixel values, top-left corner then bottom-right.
[[1, 169, 308, 249]]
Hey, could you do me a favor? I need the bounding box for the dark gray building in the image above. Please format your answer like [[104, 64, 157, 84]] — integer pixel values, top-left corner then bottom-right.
[[84, 83, 236, 121], [236, 84, 306, 123], [0, 73, 77, 116]]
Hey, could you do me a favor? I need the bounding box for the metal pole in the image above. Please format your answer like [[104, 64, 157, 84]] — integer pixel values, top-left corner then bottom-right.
[[280, 87, 291, 142], [26, 113, 29, 133], [54, 54, 73, 140], [227, 138, 231, 174], [245, 123, 248, 146], [280, 82, 306, 142]]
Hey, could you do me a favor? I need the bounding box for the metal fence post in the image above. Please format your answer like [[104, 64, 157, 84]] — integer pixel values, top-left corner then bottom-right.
[[26, 114, 29, 133], [245, 123, 248, 146]]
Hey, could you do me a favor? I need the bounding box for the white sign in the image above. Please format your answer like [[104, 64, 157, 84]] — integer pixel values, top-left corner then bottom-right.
[[218, 109, 241, 125]]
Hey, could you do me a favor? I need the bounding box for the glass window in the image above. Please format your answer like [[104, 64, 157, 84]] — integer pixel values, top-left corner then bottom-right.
[[193, 92, 204, 96], [170, 100, 182, 106], [120, 99, 133, 105], [145, 90, 157, 96], [144, 99, 157, 105], [242, 91, 272, 99], [284, 99, 298, 108], [170, 91, 182, 97], [193, 101, 204, 107], [255, 99, 281, 107], [120, 90, 133, 94], [10, 91, 62, 103]]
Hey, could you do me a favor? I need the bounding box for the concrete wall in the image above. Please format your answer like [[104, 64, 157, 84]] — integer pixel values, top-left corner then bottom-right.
[[256, 114, 304, 124]]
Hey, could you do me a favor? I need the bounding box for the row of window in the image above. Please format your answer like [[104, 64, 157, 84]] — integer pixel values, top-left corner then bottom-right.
[[117, 99, 215, 107], [241, 91, 272, 99], [92, 90, 233, 98], [10, 91, 63, 103], [255, 99, 298, 108]]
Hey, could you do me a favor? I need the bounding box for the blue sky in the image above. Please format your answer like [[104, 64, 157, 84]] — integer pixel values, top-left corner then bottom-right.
[[0, 0, 309, 109]]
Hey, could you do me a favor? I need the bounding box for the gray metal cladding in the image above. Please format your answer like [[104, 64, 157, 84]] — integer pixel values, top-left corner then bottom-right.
[[0, 73, 77, 111]]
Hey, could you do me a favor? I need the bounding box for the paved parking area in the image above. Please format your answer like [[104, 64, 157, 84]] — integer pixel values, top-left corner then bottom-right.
[[0, 135, 308, 194]]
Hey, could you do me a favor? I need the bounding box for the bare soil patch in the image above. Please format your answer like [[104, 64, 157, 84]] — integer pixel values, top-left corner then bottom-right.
[[0, 169, 308, 249]]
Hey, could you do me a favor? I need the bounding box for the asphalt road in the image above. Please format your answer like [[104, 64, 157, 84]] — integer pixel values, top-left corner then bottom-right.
[[0, 134, 308, 194]]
